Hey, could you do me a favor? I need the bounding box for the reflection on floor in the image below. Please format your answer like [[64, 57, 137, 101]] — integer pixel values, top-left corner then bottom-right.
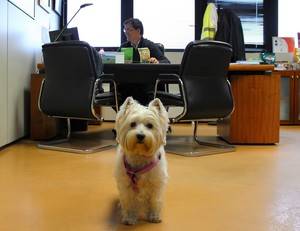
[[0, 122, 300, 231]]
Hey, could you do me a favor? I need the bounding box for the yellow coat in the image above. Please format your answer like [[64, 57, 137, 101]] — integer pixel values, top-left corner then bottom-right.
[[201, 3, 218, 40]]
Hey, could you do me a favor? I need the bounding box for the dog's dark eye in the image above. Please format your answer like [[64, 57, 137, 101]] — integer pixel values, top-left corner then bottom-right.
[[130, 122, 136, 128], [146, 123, 153, 129]]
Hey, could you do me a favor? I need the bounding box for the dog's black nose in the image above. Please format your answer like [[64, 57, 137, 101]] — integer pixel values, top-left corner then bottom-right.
[[136, 133, 145, 142]]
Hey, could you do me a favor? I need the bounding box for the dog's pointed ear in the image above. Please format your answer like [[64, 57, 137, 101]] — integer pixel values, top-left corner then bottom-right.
[[148, 98, 168, 116], [149, 98, 169, 145], [117, 97, 135, 118], [115, 97, 136, 143]]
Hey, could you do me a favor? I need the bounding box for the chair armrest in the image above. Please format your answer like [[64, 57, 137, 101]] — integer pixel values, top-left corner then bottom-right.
[[157, 73, 181, 84], [98, 73, 117, 83], [154, 73, 183, 98], [95, 74, 119, 111]]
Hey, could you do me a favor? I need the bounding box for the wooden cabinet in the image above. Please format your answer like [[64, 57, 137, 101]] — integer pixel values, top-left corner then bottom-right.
[[275, 71, 300, 125], [217, 65, 280, 144], [30, 74, 59, 140]]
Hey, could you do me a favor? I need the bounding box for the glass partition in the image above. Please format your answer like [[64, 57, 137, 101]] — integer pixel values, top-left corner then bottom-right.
[[134, 0, 194, 49], [216, 0, 264, 46], [280, 77, 291, 121]]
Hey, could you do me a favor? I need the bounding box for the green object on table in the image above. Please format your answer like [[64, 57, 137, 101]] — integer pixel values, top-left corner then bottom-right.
[[121, 47, 133, 63]]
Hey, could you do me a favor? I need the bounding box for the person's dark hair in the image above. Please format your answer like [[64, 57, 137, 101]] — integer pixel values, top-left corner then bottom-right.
[[123, 18, 144, 35]]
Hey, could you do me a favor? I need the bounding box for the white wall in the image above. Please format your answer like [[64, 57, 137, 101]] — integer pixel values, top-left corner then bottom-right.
[[0, 0, 59, 147], [6, 4, 41, 143], [0, 0, 8, 147]]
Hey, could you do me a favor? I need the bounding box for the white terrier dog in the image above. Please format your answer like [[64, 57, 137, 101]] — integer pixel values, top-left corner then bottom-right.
[[114, 97, 169, 225]]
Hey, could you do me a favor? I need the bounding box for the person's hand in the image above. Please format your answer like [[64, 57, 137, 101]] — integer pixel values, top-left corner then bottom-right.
[[149, 57, 159, 64]]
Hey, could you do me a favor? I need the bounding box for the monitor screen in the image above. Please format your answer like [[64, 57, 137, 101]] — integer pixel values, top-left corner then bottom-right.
[[49, 27, 80, 42]]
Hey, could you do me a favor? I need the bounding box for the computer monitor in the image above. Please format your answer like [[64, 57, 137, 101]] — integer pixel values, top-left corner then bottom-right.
[[49, 27, 79, 42]]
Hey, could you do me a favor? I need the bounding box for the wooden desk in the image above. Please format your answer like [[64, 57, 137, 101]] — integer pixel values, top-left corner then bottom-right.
[[103, 63, 279, 144], [103, 63, 180, 105], [38, 63, 274, 74], [103, 63, 180, 83], [34, 63, 279, 144], [217, 64, 280, 144]]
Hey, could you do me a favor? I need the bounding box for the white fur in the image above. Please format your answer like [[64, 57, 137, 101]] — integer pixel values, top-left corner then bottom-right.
[[114, 97, 169, 225]]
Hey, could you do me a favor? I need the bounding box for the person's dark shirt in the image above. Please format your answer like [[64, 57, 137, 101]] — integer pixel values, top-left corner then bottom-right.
[[120, 37, 170, 63]]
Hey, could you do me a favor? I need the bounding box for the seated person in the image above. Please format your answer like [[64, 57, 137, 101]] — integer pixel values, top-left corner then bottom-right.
[[120, 18, 170, 64], [117, 18, 170, 105]]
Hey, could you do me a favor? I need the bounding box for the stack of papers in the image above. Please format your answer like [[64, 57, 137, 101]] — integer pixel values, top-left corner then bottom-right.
[[235, 60, 261, 64]]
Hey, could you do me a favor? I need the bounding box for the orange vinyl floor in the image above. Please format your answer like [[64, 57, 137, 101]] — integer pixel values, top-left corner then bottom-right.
[[1, 122, 300, 231]]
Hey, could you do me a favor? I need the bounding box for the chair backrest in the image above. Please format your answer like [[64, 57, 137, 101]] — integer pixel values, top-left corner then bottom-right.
[[179, 40, 233, 120], [39, 40, 102, 120]]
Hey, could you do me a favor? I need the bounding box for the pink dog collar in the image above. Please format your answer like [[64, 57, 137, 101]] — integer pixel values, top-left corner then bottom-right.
[[123, 153, 161, 192]]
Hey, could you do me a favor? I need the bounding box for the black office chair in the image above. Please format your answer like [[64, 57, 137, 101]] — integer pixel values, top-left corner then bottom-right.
[[38, 40, 119, 153], [153, 40, 235, 156]]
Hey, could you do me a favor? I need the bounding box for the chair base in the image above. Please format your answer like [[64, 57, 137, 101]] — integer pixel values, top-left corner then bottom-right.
[[166, 135, 235, 157], [38, 129, 116, 154]]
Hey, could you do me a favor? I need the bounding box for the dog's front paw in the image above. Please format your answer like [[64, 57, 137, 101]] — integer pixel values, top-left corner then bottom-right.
[[122, 217, 137, 225], [147, 214, 162, 223]]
